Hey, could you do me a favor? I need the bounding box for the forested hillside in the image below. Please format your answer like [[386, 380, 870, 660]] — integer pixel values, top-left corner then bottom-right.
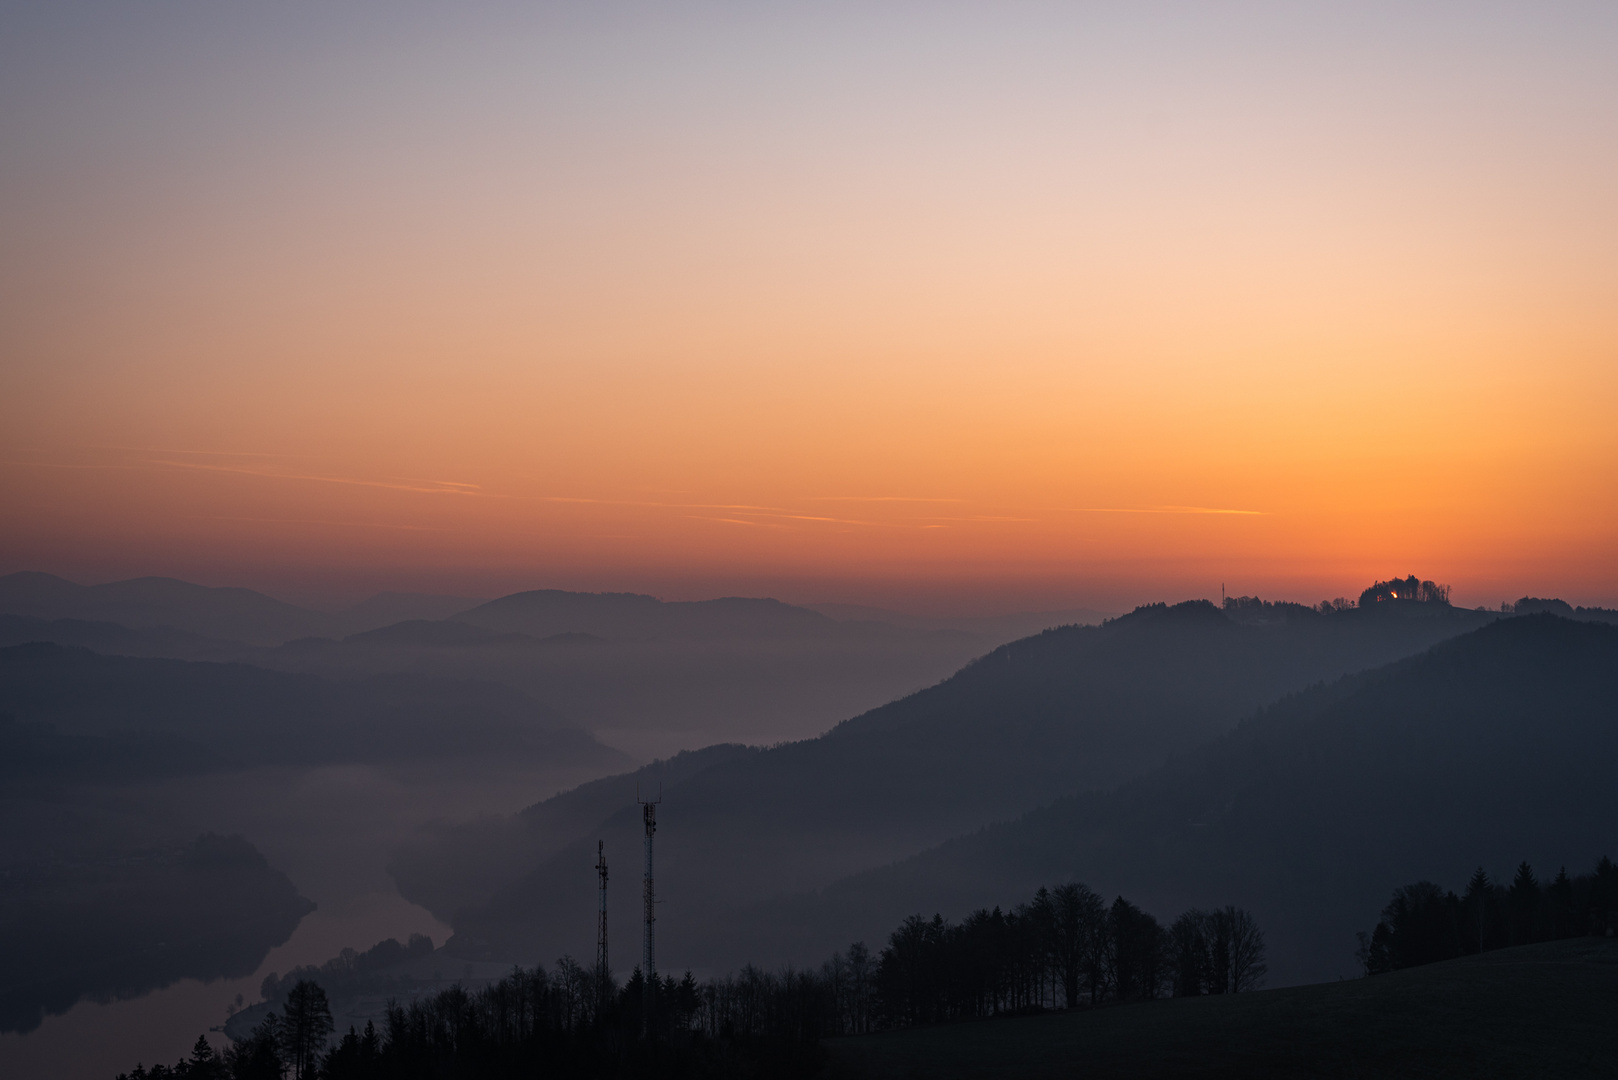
[[726, 615, 1618, 982], [433, 599, 1494, 966]]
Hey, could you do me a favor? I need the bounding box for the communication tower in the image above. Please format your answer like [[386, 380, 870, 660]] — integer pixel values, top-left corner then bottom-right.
[[595, 840, 609, 1006], [638, 783, 662, 1029]]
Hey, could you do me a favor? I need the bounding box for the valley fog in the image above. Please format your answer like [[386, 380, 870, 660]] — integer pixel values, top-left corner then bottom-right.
[[0, 574, 1087, 1077]]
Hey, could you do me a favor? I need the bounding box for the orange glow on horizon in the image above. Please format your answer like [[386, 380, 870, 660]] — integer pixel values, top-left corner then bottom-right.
[[1, 4, 1615, 612]]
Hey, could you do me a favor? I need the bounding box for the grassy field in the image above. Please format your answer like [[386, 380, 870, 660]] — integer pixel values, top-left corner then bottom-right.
[[825, 938, 1618, 1079]]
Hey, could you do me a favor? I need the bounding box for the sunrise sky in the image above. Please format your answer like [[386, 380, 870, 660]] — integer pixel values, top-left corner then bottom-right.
[[2, 1, 1615, 612]]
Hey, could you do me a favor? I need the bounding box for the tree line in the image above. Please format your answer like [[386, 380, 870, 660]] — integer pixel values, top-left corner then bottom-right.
[[866, 885, 1264, 1028], [113, 882, 1261, 1079], [1358, 856, 1618, 974]]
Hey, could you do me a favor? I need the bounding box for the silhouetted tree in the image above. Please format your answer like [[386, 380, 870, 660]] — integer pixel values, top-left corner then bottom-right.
[[1053, 882, 1104, 1007], [1378, 882, 1460, 968], [1509, 862, 1540, 945], [1548, 867, 1576, 939], [1105, 897, 1167, 1001], [321, 1021, 382, 1080], [224, 1013, 282, 1080], [1169, 910, 1210, 996], [1591, 857, 1618, 936], [278, 981, 334, 1080], [1168, 907, 1265, 995], [1226, 907, 1267, 992], [1355, 923, 1394, 976], [1460, 868, 1488, 954]]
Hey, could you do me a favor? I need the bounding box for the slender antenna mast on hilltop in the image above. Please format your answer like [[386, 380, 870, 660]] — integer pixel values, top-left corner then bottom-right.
[[637, 783, 662, 1031], [595, 840, 609, 1007]]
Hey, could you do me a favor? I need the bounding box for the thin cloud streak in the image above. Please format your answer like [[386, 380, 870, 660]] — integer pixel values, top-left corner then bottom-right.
[[185, 515, 447, 532], [8, 453, 486, 496], [1059, 506, 1268, 516], [145, 458, 484, 495], [687, 516, 787, 529], [805, 496, 968, 503]]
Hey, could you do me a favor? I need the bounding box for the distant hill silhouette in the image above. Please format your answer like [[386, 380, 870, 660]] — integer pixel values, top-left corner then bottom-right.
[[343, 619, 532, 648], [0, 643, 626, 773], [430, 599, 1496, 965], [0, 572, 335, 646], [262, 592, 998, 756], [0, 833, 312, 1034], [338, 591, 487, 632], [726, 615, 1618, 984], [0, 613, 250, 661], [1511, 596, 1618, 623], [0, 576, 1019, 756]]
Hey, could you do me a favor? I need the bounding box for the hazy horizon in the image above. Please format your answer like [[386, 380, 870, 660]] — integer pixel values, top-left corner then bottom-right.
[[3, 565, 1612, 622]]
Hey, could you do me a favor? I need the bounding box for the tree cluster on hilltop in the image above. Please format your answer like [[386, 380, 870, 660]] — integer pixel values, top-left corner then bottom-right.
[[1359, 856, 1618, 974], [1359, 576, 1451, 607]]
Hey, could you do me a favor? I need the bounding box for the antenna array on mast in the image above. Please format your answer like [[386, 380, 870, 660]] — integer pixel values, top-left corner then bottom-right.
[[637, 783, 662, 1032], [595, 840, 609, 1009]]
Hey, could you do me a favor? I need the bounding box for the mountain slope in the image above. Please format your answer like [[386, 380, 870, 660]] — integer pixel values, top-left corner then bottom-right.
[[734, 615, 1618, 983], [436, 600, 1494, 965]]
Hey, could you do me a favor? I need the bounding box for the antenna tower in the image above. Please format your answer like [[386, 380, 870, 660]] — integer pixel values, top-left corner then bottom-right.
[[595, 840, 609, 1008], [638, 783, 662, 1031]]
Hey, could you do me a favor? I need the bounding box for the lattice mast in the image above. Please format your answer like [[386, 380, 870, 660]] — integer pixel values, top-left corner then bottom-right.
[[595, 840, 609, 1005], [638, 784, 661, 1028]]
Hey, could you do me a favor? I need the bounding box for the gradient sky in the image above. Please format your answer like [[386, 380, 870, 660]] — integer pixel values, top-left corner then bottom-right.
[[2, 1, 1615, 612]]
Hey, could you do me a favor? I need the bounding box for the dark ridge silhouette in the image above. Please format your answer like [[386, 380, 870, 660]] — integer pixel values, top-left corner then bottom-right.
[[429, 598, 1494, 966], [0, 642, 627, 773], [0, 575, 1027, 758], [0, 834, 312, 1034], [725, 615, 1618, 984], [342, 619, 531, 648], [0, 613, 251, 661], [0, 710, 229, 784], [336, 591, 486, 632], [1510, 596, 1618, 623], [0, 572, 335, 646]]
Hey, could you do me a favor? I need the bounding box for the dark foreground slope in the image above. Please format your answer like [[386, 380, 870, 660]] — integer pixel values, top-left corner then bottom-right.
[[440, 601, 1491, 966], [828, 937, 1618, 1080], [747, 615, 1618, 983]]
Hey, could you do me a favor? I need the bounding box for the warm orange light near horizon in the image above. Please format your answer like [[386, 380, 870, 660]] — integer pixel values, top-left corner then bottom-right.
[[1, 4, 1615, 612]]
